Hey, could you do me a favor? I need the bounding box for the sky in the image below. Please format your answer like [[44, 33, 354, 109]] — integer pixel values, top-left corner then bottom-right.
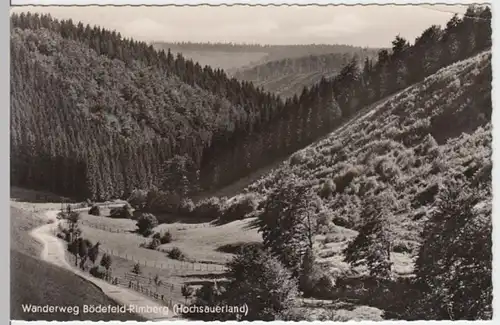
[[10, 4, 474, 47]]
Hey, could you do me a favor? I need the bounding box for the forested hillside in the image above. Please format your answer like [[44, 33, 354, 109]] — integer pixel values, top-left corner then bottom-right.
[[232, 51, 377, 98], [222, 49, 492, 320], [203, 6, 492, 191], [10, 12, 287, 200], [10, 5, 491, 205]]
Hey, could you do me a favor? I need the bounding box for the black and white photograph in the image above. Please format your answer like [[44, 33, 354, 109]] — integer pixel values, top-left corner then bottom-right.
[[9, 2, 492, 322]]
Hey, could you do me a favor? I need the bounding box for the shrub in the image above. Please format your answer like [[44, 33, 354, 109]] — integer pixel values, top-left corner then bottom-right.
[[152, 232, 161, 240], [413, 183, 440, 208], [290, 151, 306, 166], [317, 211, 333, 228], [179, 198, 195, 215], [216, 242, 263, 254], [220, 194, 258, 223], [312, 274, 336, 299], [192, 197, 225, 220], [224, 245, 299, 320], [374, 158, 401, 182], [334, 166, 363, 193], [160, 231, 173, 244], [89, 205, 101, 216], [109, 205, 133, 219], [332, 215, 351, 228], [167, 247, 187, 261], [100, 253, 112, 272], [147, 238, 161, 250], [127, 189, 148, 210], [136, 213, 158, 237], [319, 179, 336, 198], [89, 265, 106, 279], [131, 262, 142, 275]]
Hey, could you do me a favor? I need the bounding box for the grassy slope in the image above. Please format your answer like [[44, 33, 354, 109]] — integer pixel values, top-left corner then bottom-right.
[[240, 50, 492, 276], [11, 250, 144, 321], [163, 50, 269, 71], [76, 208, 260, 265], [250, 71, 337, 98], [10, 202, 144, 321]]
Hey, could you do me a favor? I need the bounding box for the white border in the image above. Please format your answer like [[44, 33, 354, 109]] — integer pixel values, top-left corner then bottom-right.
[[9, 0, 491, 6], [7, 0, 497, 325]]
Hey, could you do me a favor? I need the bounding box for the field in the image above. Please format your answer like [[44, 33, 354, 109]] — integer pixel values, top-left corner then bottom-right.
[[46, 207, 261, 306], [60, 207, 386, 320], [166, 50, 269, 71], [78, 208, 261, 265]]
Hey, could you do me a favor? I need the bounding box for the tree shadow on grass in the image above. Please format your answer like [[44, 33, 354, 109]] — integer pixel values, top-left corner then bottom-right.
[[10, 186, 75, 204]]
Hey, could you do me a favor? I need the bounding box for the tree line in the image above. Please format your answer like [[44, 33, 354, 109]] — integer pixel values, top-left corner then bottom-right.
[[232, 51, 376, 84]]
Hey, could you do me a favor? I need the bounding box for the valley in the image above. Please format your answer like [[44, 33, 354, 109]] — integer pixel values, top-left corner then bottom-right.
[[9, 4, 492, 322]]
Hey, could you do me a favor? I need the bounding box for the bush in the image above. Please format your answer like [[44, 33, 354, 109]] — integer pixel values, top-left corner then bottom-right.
[[89, 265, 106, 279], [147, 238, 161, 250], [311, 274, 336, 299], [167, 247, 187, 261], [375, 158, 401, 182], [89, 205, 101, 216], [413, 183, 440, 208], [136, 213, 158, 237], [216, 242, 263, 254], [152, 232, 161, 240], [179, 198, 195, 215], [192, 197, 225, 220], [319, 179, 336, 198], [160, 231, 173, 244], [132, 262, 142, 275], [127, 189, 148, 210], [224, 245, 299, 320], [290, 151, 306, 166], [109, 205, 133, 219], [220, 194, 258, 223], [334, 166, 363, 193]]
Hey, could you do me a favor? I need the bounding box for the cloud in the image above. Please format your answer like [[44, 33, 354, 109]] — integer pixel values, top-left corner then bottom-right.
[[10, 5, 471, 47], [122, 18, 170, 41], [299, 14, 369, 37]]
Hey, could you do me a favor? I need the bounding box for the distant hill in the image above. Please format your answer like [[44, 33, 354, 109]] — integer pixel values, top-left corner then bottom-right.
[[232, 51, 378, 98], [152, 41, 380, 71]]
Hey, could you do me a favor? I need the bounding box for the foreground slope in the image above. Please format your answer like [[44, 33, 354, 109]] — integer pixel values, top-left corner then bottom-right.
[[10, 206, 145, 321], [236, 49, 491, 278]]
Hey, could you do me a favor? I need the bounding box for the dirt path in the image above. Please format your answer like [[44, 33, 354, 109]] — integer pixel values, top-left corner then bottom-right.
[[30, 207, 178, 321]]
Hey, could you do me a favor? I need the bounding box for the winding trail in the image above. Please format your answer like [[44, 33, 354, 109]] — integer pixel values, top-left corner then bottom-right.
[[29, 206, 177, 321]]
